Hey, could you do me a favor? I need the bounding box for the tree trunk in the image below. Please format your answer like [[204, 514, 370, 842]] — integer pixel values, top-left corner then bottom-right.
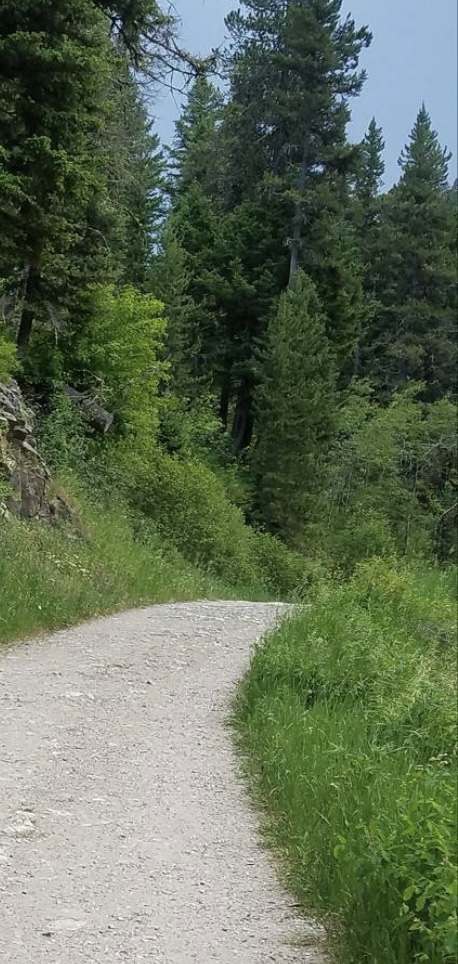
[[232, 375, 253, 455], [219, 367, 231, 429], [288, 134, 309, 287], [16, 264, 41, 351]]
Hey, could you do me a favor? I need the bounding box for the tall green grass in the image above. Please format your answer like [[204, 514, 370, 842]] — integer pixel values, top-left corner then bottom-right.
[[0, 498, 218, 644], [0, 472, 307, 643], [235, 557, 457, 963]]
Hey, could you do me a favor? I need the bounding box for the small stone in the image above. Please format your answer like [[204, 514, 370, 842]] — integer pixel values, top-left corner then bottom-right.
[[21, 440, 38, 455], [11, 425, 28, 441]]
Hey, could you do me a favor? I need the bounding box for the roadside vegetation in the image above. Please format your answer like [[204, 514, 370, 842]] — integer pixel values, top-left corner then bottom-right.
[[235, 559, 457, 963]]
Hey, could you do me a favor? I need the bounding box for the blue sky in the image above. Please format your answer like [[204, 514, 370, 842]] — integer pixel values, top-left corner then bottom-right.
[[154, 0, 457, 187]]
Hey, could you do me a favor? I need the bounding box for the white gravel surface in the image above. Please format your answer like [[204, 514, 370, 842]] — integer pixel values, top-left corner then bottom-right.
[[0, 601, 327, 962]]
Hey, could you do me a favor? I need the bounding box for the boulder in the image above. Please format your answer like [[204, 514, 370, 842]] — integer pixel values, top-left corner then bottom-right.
[[0, 380, 71, 524]]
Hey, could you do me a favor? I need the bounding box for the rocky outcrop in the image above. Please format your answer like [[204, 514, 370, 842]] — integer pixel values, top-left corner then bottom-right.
[[0, 380, 70, 523]]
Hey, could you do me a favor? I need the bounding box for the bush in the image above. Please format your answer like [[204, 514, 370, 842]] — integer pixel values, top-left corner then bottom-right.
[[0, 323, 17, 382], [321, 384, 458, 566], [129, 452, 306, 597], [235, 557, 457, 963], [38, 392, 89, 471], [250, 529, 307, 598], [74, 285, 167, 451], [130, 453, 260, 588]]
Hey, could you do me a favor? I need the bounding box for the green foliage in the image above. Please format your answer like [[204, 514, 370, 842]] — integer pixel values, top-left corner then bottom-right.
[[128, 452, 306, 596], [129, 452, 260, 585], [0, 0, 113, 346], [252, 271, 336, 546], [89, 0, 178, 68], [361, 106, 457, 400], [0, 479, 221, 644], [235, 557, 457, 964], [319, 382, 458, 565], [74, 285, 167, 451], [169, 74, 224, 197], [38, 392, 89, 471], [108, 65, 166, 289], [0, 323, 18, 381], [250, 531, 307, 600]]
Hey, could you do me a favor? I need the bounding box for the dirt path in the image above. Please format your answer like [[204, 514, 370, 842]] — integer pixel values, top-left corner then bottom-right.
[[0, 601, 326, 962]]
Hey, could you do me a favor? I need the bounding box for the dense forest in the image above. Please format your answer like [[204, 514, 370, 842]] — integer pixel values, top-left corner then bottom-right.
[[0, 3, 457, 963], [0, 0, 456, 576]]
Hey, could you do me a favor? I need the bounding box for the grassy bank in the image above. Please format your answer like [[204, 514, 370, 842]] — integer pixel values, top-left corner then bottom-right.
[[0, 494, 221, 644], [234, 558, 457, 964], [0, 471, 307, 643]]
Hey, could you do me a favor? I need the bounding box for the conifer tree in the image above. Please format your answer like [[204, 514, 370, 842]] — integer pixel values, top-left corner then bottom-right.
[[225, 0, 371, 283], [356, 118, 386, 206], [169, 75, 224, 200], [214, 0, 372, 436], [0, 0, 111, 349], [351, 117, 385, 374], [364, 106, 457, 399], [109, 68, 165, 289], [252, 271, 336, 546]]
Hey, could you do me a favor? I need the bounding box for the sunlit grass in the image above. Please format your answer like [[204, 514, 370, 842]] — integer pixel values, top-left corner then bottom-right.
[[234, 557, 457, 964]]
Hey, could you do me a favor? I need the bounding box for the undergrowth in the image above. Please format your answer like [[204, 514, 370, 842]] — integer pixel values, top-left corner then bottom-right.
[[0, 489, 221, 643], [234, 557, 458, 964], [0, 470, 307, 643]]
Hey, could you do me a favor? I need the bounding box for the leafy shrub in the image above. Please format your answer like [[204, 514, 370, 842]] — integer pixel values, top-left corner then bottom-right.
[[250, 529, 307, 598], [235, 557, 457, 963], [39, 392, 89, 471], [0, 322, 17, 382], [129, 452, 305, 596], [130, 453, 260, 588], [321, 384, 458, 565], [74, 285, 167, 452]]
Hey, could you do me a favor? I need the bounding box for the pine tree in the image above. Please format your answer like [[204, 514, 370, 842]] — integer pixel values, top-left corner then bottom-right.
[[149, 227, 196, 399], [399, 103, 451, 194], [363, 106, 457, 400], [225, 0, 371, 283], [90, 0, 185, 73], [169, 75, 224, 200], [351, 118, 385, 375], [356, 117, 385, 206], [0, 1, 112, 349], [166, 82, 257, 439], [252, 271, 336, 546], [108, 67, 165, 289], [212, 0, 372, 440]]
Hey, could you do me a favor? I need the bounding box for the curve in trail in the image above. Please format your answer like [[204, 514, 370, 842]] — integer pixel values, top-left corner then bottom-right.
[[0, 601, 326, 963]]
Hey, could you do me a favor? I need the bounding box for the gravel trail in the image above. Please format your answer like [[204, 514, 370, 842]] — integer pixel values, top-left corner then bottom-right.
[[0, 601, 326, 963]]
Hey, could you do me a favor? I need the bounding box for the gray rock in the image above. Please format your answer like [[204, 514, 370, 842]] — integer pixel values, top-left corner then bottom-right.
[[11, 425, 29, 441], [0, 380, 73, 525]]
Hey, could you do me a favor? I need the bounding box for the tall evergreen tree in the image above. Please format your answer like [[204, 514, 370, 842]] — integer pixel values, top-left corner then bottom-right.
[[351, 117, 385, 374], [355, 117, 385, 205], [225, 0, 371, 282], [208, 0, 373, 442], [252, 271, 336, 547], [108, 68, 165, 289], [363, 106, 457, 400], [169, 75, 224, 200], [0, 0, 111, 348], [165, 79, 259, 441]]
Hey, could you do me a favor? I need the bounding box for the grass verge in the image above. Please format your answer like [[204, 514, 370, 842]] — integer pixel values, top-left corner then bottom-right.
[[234, 557, 457, 964], [0, 487, 229, 644]]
